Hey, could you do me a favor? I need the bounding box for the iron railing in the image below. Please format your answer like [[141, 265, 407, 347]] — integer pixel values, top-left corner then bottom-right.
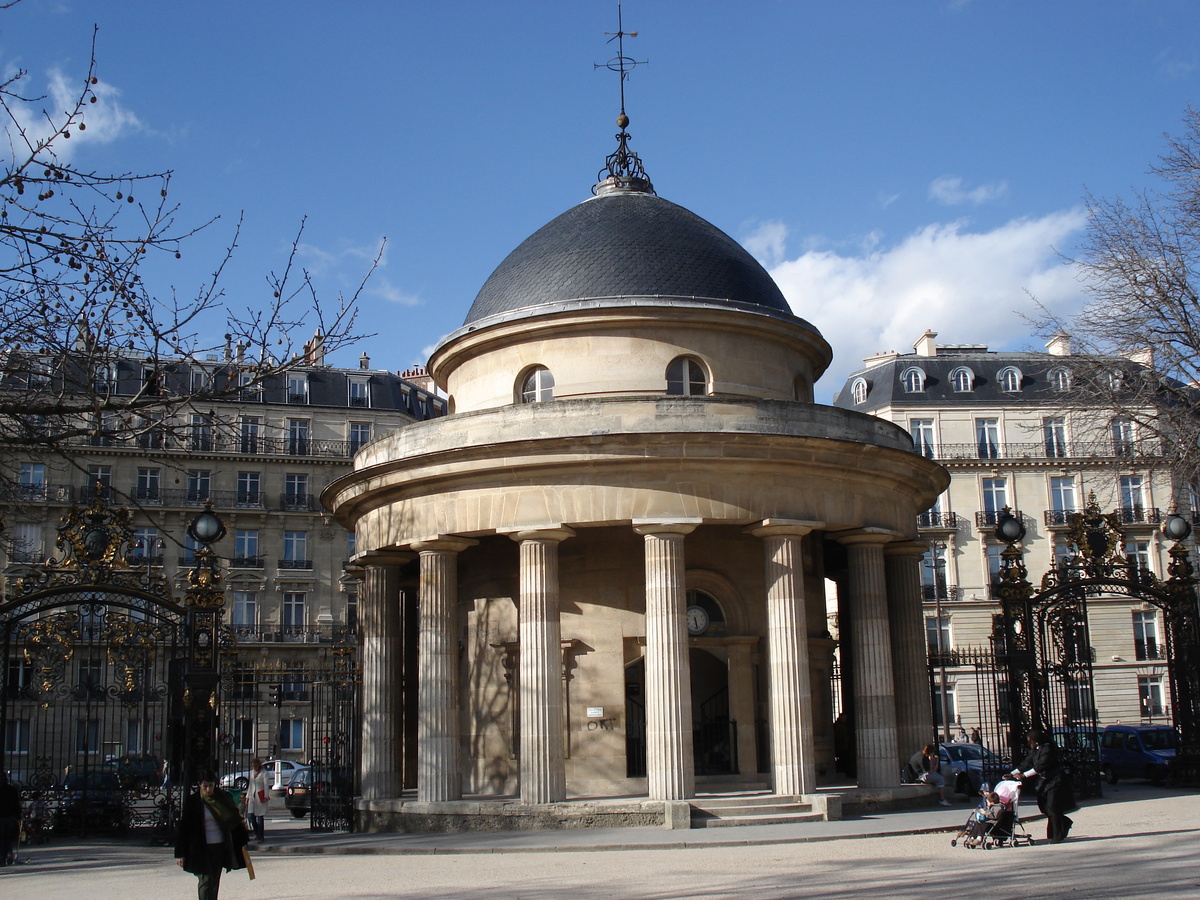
[[65, 432, 358, 459], [930, 440, 1163, 462]]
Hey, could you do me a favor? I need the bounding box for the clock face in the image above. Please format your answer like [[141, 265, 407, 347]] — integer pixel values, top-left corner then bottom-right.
[[686, 605, 710, 636]]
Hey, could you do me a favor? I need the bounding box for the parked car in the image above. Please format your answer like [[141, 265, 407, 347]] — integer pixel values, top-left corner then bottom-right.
[[102, 754, 165, 790], [905, 745, 974, 795], [1099, 724, 1177, 784], [284, 766, 354, 818], [220, 758, 307, 791], [941, 742, 1006, 794], [54, 770, 130, 832]]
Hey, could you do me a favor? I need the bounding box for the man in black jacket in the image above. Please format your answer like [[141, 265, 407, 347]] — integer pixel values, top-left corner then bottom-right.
[[1013, 729, 1076, 843]]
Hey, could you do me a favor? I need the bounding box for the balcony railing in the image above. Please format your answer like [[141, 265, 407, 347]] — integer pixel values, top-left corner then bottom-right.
[[929, 439, 1163, 462], [278, 559, 313, 570], [1116, 507, 1162, 525], [279, 493, 316, 511], [1134, 639, 1163, 661], [66, 432, 358, 460], [917, 511, 960, 530], [1044, 509, 1081, 527], [229, 556, 264, 569], [228, 624, 356, 645], [975, 509, 1024, 529], [5, 483, 73, 503]]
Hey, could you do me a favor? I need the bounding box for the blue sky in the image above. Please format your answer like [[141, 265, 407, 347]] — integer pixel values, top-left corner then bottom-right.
[[4, 1, 1198, 399]]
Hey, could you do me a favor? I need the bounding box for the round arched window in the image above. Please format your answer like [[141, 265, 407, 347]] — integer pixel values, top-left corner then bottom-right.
[[518, 366, 555, 403], [666, 357, 708, 396]]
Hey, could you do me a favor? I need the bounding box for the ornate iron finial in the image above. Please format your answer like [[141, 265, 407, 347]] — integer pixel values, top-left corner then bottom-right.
[[594, 2, 653, 191]]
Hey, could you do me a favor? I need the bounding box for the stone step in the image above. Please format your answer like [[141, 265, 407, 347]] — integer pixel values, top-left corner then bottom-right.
[[691, 808, 826, 829], [690, 794, 802, 811]]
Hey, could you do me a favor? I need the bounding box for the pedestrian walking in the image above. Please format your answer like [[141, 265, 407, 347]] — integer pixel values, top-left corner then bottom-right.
[[1012, 729, 1076, 843], [0, 771, 22, 866], [244, 758, 269, 843], [174, 769, 249, 900]]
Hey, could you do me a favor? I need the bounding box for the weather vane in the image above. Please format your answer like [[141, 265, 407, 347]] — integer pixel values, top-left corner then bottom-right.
[[594, 1, 651, 187]]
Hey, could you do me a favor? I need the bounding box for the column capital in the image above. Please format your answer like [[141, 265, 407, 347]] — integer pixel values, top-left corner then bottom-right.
[[352, 549, 416, 568], [410, 536, 478, 554], [633, 519, 701, 537], [506, 526, 576, 544], [883, 540, 930, 559], [834, 527, 899, 547], [745, 518, 824, 539]]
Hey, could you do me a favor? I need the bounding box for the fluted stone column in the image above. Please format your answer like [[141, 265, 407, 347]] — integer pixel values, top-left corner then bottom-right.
[[412, 537, 477, 803], [357, 551, 411, 800], [837, 529, 900, 789], [748, 520, 821, 797], [885, 541, 935, 770], [634, 522, 697, 801], [511, 527, 575, 804]]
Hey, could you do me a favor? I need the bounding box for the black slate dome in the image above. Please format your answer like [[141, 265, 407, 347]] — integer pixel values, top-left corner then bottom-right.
[[464, 184, 791, 325]]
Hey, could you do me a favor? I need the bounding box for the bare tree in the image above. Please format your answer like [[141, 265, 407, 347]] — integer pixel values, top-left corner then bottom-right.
[[1037, 108, 1200, 498], [0, 27, 373, 494]]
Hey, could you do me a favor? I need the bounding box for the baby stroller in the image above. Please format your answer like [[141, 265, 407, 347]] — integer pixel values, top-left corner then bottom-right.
[[950, 780, 1034, 849]]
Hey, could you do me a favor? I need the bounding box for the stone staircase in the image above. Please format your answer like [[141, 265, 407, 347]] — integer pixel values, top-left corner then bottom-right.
[[688, 792, 827, 828]]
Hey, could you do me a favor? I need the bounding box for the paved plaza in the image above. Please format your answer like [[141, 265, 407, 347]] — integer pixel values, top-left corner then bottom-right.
[[3, 783, 1197, 899]]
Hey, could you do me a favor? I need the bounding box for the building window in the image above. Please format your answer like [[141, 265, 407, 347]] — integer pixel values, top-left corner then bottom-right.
[[1138, 676, 1165, 719], [76, 718, 100, 754], [933, 683, 958, 728], [284, 474, 309, 510], [1049, 477, 1076, 523], [9, 523, 44, 564], [1126, 540, 1151, 575], [1119, 476, 1145, 519], [190, 413, 213, 451], [19, 462, 46, 499], [234, 531, 259, 567], [518, 366, 555, 403], [1066, 679, 1095, 722], [283, 532, 308, 569], [136, 467, 161, 502], [666, 357, 708, 396], [349, 422, 371, 453], [132, 527, 161, 565], [997, 367, 1022, 392], [348, 378, 370, 407], [1050, 367, 1071, 391], [86, 464, 112, 499], [287, 419, 310, 455], [239, 416, 260, 453], [183, 534, 200, 564], [187, 470, 211, 503], [287, 373, 309, 403], [237, 472, 261, 506], [231, 591, 258, 627], [850, 378, 868, 404], [921, 546, 948, 601], [1133, 610, 1160, 660], [346, 591, 358, 631], [4, 719, 30, 754], [1111, 417, 1135, 457], [901, 367, 925, 393], [279, 718, 304, 752], [926, 614, 951, 654], [910, 419, 936, 459], [283, 592, 306, 628], [982, 478, 1007, 516], [233, 718, 256, 753], [975, 419, 1000, 460], [1043, 418, 1068, 458], [951, 367, 974, 392], [986, 544, 1005, 597]]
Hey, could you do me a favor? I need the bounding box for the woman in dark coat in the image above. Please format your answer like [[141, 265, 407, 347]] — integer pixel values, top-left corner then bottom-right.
[[1013, 729, 1076, 843], [174, 769, 248, 900]]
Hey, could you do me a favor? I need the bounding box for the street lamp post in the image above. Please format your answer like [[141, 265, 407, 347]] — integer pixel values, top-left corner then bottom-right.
[[925, 542, 952, 743], [182, 501, 227, 786]]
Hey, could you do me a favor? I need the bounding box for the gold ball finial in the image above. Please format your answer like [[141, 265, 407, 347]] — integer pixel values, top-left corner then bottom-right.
[[616, 113, 629, 129]]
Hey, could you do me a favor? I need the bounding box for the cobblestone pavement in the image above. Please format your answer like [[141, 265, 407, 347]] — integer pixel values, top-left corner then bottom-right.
[[3, 783, 1197, 899]]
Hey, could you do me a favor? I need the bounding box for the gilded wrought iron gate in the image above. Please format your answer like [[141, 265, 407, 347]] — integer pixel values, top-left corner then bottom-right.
[[0, 500, 190, 840]]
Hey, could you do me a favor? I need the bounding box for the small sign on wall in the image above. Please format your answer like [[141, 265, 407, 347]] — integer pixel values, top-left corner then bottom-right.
[[586, 707, 604, 718]]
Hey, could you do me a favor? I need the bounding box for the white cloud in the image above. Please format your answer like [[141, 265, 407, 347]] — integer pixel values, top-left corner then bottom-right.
[[4, 66, 142, 162], [742, 220, 789, 268], [929, 175, 1009, 206], [766, 209, 1090, 399], [371, 277, 421, 307]]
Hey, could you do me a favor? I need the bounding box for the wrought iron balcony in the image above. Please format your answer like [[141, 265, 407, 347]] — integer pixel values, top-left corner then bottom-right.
[[5, 483, 73, 503], [1044, 509, 1081, 527], [229, 556, 264, 569], [1116, 507, 1162, 526], [976, 509, 1024, 529], [917, 511, 959, 530], [68, 432, 358, 460], [930, 439, 1164, 462], [279, 493, 316, 511], [278, 559, 313, 570]]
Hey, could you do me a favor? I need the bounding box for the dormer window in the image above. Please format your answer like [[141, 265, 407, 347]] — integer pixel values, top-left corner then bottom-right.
[[1050, 367, 1071, 392], [851, 377, 868, 405], [998, 366, 1022, 393], [287, 373, 309, 404], [666, 357, 708, 396], [348, 377, 370, 408], [518, 366, 554, 403], [951, 367, 975, 393], [901, 367, 926, 393]]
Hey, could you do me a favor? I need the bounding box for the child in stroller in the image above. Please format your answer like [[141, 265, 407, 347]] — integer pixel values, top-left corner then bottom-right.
[[951, 779, 1033, 848]]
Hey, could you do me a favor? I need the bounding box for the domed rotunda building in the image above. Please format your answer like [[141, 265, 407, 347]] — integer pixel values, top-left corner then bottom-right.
[[325, 138, 948, 829]]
